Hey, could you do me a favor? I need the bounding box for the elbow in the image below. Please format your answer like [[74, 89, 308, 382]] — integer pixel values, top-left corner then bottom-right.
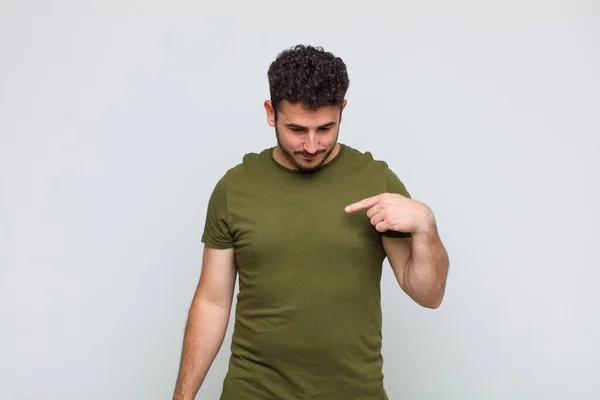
[[422, 296, 443, 309], [403, 269, 448, 309], [411, 287, 445, 309], [413, 297, 442, 310]]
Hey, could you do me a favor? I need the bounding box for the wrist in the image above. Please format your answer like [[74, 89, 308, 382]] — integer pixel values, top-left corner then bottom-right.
[[173, 390, 193, 400], [414, 206, 436, 236]]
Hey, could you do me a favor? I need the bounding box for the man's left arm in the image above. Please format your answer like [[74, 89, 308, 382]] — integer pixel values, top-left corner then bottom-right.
[[382, 218, 448, 308], [345, 195, 449, 308]]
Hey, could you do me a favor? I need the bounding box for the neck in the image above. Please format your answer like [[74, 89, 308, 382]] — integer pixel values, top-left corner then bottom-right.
[[273, 143, 341, 170]]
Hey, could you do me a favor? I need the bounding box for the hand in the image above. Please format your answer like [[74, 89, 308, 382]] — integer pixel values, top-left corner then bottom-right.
[[345, 193, 435, 234]]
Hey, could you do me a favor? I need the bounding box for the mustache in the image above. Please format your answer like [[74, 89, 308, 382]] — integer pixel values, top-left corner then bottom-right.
[[295, 150, 326, 156]]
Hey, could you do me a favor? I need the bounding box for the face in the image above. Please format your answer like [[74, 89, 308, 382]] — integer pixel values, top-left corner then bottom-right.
[[265, 99, 347, 172]]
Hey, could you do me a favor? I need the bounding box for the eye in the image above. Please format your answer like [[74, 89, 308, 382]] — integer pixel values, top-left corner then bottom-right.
[[290, 127, 305, 132], [318, 127, 332, 132]]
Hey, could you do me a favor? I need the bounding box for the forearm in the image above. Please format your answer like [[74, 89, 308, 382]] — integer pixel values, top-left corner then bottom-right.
[[405, 224, 449, 308], [173, 298, 231, 400]]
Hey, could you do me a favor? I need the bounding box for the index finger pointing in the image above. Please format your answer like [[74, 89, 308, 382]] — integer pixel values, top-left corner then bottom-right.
[[344, 195, 380, 213]]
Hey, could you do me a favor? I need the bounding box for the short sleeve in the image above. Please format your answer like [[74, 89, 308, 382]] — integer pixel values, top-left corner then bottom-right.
[[383, 167, 412, 239], [201, 175, 235, 249]]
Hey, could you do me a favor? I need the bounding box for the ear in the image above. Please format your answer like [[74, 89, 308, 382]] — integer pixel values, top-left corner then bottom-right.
[[264, 100, 276, 127], [340, 99, 348, 123]]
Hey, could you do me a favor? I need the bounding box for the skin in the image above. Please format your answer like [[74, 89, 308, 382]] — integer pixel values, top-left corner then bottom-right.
[[264, 99, 347, 172], [265, 99, 449, 307], [173, 99, 449, 399], [173, 247, 236, 400], [345, 194, 449, 308]]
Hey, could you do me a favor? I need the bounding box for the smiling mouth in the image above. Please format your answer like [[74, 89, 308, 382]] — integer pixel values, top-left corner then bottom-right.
[[298, 151, 323, 160]]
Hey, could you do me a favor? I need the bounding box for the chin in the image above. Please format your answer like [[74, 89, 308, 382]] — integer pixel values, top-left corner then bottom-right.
[[296, 156, 325, 170]]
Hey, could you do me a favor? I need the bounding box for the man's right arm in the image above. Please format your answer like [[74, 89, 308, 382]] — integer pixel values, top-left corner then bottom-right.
[[173, 245, 237, 400]]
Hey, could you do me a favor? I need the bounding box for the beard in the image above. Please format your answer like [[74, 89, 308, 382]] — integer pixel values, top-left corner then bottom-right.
[[275, 126, 339, 173]]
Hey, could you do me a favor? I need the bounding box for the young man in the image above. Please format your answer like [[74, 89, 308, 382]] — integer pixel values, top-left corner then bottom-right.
[[173, 45, 449, 400]]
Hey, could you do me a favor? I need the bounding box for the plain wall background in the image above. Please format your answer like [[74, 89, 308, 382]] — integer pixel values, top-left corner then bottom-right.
[[1, 1, 599, 399]]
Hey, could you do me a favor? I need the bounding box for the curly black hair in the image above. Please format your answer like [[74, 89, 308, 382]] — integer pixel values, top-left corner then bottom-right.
[[267, 45, 350, 117]]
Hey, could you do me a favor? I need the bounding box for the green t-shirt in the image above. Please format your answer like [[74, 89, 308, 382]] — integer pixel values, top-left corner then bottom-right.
[[202, 143, 411, 399]]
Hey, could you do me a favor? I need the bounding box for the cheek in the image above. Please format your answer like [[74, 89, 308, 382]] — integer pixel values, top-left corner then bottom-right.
[[285, 135, 305, 148], [278, 135, 302, 152], [323, 132, 338, 145]]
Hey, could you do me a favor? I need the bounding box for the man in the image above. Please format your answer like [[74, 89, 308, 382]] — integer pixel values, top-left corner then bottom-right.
[[173, 45, 449, 400]]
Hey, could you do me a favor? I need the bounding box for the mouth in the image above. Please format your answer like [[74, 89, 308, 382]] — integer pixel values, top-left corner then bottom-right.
[[299, 152, 322, 161]]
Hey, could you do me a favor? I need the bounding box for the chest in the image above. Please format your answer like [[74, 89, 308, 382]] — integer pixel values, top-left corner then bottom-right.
[[228, 178, 386, 271], [226, 171, 391, 308]]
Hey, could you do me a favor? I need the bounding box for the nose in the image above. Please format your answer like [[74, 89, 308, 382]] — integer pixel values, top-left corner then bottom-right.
[[304, 133, 319, 154]]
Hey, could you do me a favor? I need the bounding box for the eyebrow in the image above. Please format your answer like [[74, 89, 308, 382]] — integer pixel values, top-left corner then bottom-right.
[[285, 122, 337, 129]]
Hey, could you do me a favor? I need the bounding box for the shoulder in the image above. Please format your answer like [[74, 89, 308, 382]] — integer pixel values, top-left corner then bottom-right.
[[341, 143, 392, 173], [212, 147, 273, 187], [341, 143, 409, 191]]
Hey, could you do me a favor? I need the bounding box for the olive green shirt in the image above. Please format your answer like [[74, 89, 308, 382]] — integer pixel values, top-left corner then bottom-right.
[[202, 143, 411, 399]]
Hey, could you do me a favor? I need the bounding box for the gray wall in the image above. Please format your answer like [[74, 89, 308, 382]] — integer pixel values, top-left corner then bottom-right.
[[1, 1, 598, 399]]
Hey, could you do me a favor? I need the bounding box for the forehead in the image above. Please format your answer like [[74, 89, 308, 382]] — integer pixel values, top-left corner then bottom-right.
[[277, 101, 341, 125]]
